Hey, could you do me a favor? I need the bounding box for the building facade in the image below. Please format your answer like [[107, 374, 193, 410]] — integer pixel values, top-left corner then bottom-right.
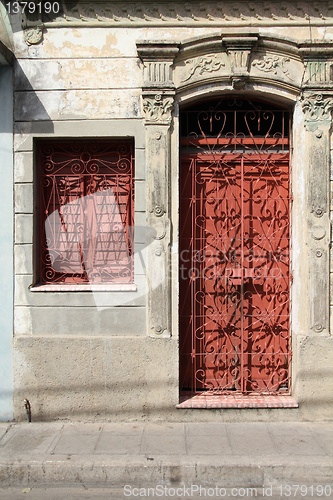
[[1, 0, 333, 421]]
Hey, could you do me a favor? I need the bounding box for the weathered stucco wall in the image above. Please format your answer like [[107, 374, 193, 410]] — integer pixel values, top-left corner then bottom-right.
[[0, 65, 13, 421], [12, 1, 333, 421]]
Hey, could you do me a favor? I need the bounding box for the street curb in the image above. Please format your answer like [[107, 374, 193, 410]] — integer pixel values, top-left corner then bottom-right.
[[0, 458, 332, 488]]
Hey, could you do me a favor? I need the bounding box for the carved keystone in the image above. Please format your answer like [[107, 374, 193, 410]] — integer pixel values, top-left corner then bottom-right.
[[222, 35, 258, 88]]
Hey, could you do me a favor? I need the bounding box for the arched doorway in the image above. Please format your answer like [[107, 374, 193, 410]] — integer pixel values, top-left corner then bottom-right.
[[179, 97, 291, 395]]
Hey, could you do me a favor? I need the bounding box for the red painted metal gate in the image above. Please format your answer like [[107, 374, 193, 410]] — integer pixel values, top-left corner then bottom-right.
[[38, 140, 134, 284], [179, 98, 291, 395]]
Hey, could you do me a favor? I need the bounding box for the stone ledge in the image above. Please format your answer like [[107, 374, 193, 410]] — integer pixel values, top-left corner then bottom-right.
[[29, 283, 138, 292], [177, 394, 299, 409]]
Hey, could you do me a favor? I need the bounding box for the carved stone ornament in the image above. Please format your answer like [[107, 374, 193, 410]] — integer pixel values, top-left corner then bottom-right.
[[302, 94, 333, 123], [143, 61, 172, 86], [304, 60, 333, 85], [38, 2, 333, 27], [182, 55, 225, 82], [142, 93, 174, 124], [311, 225, 326, 240], [153, 325, 166, 335], [312, 207, 325, 218], [23, 26, 44, 45], [231, 77, 246, 90], [137, 41, 179, 88], [150, 220, 167, 241], [222, 36, 258, 73], [151, 206, 165, 217], [252, 55, 291, 79], [221, 35, 258, 89]]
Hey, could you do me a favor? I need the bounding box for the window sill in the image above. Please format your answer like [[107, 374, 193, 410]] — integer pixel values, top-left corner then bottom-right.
[[29, 283, 138, 292], [177, 394, 299, 409]]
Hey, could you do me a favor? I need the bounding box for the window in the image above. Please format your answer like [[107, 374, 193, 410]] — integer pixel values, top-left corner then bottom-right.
[[37, 139, 134, 285]]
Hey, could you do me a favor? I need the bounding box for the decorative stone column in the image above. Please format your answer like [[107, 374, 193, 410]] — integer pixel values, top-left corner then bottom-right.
[[137, 42, 179, 338], [302, 93, 333, 335]]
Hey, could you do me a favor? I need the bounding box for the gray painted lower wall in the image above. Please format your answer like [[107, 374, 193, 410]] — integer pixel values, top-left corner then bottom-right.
[[0, 65, 13, 421], [13, 334, 333, 422]]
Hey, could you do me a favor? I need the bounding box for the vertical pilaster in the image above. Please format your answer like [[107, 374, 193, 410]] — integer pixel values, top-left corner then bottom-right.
[[302, 93, 333, 335], [137, 42, 179, 338]]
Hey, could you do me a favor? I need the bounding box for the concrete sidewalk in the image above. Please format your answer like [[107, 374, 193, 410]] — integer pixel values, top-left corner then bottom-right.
[[0, 421, 332, 498]]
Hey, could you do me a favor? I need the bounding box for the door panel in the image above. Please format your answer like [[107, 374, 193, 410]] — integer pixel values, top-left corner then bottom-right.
[[179, 154, 291, 394]]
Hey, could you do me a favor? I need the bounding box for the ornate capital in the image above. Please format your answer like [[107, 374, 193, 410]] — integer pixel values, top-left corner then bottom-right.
[[302, 93, 333, 124], [142, 92, 175, 125]]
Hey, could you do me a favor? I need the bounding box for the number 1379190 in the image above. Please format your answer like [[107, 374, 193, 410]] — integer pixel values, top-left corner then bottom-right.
[[278, 485, 332, 497], [6, 2, 60, 14]]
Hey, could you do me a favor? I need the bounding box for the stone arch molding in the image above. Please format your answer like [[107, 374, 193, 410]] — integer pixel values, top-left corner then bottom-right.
[[137, 32, 310, 101], [137, 32, 333, 338], [174, 32, 303, 95]]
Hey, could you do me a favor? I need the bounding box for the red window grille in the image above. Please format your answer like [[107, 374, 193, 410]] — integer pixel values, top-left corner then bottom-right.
[[38, 139, 135, 284]]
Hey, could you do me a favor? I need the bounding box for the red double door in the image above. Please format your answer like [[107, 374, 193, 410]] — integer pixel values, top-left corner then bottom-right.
[[179, 153, 291, 394]]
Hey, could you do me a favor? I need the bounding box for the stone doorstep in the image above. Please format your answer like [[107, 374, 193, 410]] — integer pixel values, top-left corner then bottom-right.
[[176, 394, 299, 409]]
